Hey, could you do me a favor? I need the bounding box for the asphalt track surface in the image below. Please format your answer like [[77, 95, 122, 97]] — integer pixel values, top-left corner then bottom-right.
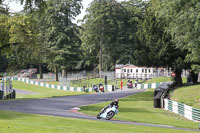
[[0, 89, 199, 132]]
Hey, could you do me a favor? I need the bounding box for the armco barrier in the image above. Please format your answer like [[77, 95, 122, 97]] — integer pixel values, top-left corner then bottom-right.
[[12, 77, 164, 91], [137, 83, 161, 89], [164, 99, 200, 122], [12, 77, 114, 92]]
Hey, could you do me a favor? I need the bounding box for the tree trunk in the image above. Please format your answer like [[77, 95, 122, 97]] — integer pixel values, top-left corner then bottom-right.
[[62, 69, 67, 78], [174, 69, 183, 86], [39, 63, 43, 79], [190, 71, 198, 84], [55, 67, 59, 81], [99, 28, 103, 78], [99, 0, 104, 78]]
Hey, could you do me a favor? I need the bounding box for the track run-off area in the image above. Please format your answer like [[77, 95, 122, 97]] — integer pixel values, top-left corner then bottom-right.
[[0, 89, 199, 132]]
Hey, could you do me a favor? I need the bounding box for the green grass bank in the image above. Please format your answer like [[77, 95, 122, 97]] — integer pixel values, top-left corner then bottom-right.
[[0, 111, 198, 133], [171, 84, 200, 108], [80, 89, 197, 129], [12, 81, 84, 99]]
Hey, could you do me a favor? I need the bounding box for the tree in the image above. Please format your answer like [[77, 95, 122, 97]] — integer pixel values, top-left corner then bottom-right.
[[0, 0, 9, 15], [135, 0, 188, 86], [16, 0, 46, 12], [43, 0, 82, 80], [5, 14, 40, 71], [157, 0, 200, 83], [81, 0, 144, 73]]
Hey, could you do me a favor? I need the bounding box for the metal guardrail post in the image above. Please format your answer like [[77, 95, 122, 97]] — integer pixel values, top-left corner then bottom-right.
[[0, 80, 4, 99], [160, 90, 168, 108]]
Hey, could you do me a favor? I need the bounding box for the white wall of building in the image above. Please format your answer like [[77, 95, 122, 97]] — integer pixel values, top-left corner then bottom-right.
[[115, 65, 155, 79]]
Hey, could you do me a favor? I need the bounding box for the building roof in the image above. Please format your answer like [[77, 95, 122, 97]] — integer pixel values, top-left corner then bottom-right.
[[115, 64, 139, 69], [123, 64, 137, 68], [115, 64, 153, 69]]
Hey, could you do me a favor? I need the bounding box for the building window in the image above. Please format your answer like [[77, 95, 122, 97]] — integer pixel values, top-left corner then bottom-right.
[[149, 69, 151, 73], [124, 69, 126, 72], [136, 69, 138, 73], [127, 69, 129, 73], [145, 69, 147, 73], [142, 69, 144, 73], [131, 69, 132, 73]]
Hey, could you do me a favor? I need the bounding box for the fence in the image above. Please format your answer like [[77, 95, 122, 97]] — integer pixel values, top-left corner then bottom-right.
[[136, 83, 161, 89], [13, 77, 114, 92], [164, 99, 200, 122], [43, 71, 99, 80], [115, 73, 171, 80], [101, 71, 115, 80], [116, 73, 154, 79], [58, 71, 114, 88], [0, 77, 15, 99], [59, 75, 99, 88]]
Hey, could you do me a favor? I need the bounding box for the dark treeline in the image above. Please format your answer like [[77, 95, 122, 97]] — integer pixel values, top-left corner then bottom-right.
[[0, 0, 199, 84]]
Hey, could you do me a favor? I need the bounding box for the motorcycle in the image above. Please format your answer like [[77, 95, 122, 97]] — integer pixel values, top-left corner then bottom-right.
[[99, 84, 104, 92], [127, 81, 133, 89], [93, 85, 99, 92], [96, 105, 118, 120]]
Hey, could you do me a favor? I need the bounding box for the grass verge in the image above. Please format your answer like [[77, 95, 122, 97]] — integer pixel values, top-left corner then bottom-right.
[[80, 89, 198, 129], [0, 110, 198, 133], [171, 84, 200, 108], [143, 77, 171, 84], [143, 77, 187, 84], [12, 81, 84, 99]]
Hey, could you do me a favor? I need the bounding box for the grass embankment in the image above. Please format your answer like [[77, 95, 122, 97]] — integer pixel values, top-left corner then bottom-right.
[[171, 84, 200, 108], [12, 81, 84, 99], [0, 111, 197, 133], [143, 77, 171, 84], [80, 89, 197, 129], [143, 76, 187, 84]]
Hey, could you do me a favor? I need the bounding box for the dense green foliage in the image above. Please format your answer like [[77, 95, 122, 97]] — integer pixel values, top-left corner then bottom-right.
[[43, 0, 82, 72], [159, 0, 200, 72], [0, 0, 199, 85], [81, 0, 145, 71]]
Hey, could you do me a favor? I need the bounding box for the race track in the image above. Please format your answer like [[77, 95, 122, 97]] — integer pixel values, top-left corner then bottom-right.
[[0, 89, 199, 131]]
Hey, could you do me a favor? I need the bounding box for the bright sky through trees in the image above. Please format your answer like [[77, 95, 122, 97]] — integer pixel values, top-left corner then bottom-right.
[[7, 0, 126, 24]]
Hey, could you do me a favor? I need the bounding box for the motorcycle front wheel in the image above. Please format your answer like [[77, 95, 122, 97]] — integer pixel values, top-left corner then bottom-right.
[[97, 113, 101, 119]]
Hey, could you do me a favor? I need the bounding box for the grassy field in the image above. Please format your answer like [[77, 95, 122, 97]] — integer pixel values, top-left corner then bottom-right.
[[80, 89, 198, 129], [12, 81, 84, 99], [171, 84, 200, 108], [0, 110, 198, 133]]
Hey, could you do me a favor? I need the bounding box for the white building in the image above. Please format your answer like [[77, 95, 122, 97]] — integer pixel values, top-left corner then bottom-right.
[[115, 64, 157, 79]]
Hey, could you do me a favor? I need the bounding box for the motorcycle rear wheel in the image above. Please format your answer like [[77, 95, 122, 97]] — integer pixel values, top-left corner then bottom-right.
[[106, 111, 115, 120]]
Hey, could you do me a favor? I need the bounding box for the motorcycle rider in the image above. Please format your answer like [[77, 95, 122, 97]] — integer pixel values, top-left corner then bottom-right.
[[135, 78, 138, 87], [93, 84, 99, 92], [127, 79, 133, 88], [110, 99, 119, 108], [100, 99, 119, 114]]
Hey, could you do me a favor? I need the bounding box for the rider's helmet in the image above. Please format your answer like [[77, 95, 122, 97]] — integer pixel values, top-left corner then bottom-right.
[[114, 99, 119, 103]]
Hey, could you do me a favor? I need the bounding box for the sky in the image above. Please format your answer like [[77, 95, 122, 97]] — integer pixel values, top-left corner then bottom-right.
[[7, 0, 125, 24]]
